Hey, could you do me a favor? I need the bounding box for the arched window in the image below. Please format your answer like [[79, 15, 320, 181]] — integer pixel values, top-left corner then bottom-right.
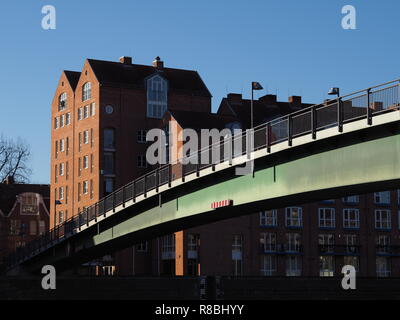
[[58, 92, 67, 111], [82, 82, 92, 101], [147, 75, 168, 118]]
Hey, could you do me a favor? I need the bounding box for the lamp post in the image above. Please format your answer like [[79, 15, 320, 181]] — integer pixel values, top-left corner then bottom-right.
[[328, 87, 340, 98], [251, 82, 264, 129]]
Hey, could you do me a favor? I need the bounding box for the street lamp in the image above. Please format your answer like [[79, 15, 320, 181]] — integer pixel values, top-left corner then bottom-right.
[[328, 87, 340, 98], [251, 82, 264, 129]]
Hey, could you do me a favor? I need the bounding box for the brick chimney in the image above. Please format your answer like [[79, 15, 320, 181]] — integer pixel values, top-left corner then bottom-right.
[[259, 94, 277, 105], [3, 176, 15, 185], [227, 93, 243, 105], [152, 56, 164, 69], [119, 56, 132, 65], [289, 96, 302, 105]]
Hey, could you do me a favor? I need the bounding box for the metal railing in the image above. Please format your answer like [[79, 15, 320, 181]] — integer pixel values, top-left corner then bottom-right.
[[4, 79, 400, 269]]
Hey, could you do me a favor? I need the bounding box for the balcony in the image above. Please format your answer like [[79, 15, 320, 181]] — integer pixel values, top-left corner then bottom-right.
[[318, 245, 361, 256]]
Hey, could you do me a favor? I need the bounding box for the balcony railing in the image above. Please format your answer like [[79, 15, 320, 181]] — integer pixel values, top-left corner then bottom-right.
[[3, 79, 400, 270], [318, 245, 361, 255]]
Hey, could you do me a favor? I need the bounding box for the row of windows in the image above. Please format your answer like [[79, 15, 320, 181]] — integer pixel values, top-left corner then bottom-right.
[[260, 208, 396, 230], [54, 162, 69, 183], [77, 180, 94, 201], [54, 113, 71, 129], [78, 103, 96, 121], [79, 129, 94, 151], [55, 137, 70, 158], [103, 128, 147, 149]]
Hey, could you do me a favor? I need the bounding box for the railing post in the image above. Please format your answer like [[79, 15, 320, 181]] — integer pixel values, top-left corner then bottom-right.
[[311, 106, 317, 140], [367, 88, 372, 125], [156, 169, 159, 193], [112, 192, 116, 213], [144, 177, 147, 198], [122, 186, 126, 208], [229, 135, 233, 165], [168, 164, 172, 188], [337, 98, 343, 133], [266, 124, 271, 153], [197, 150, 201, 176], [288, 115, 293, 146], [86, 208, 89, 226]]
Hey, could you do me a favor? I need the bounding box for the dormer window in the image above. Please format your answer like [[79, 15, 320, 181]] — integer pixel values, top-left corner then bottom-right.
[[147, 75, 168, 119], [82, 82, 92, 101], [58, 93, 67, 111]]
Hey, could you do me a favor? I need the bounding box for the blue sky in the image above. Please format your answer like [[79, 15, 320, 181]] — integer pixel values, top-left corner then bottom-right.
[[0, 0, 399, 184]]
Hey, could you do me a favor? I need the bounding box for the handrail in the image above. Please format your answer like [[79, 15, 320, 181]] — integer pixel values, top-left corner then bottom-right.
[[3, 78, 400, 270]]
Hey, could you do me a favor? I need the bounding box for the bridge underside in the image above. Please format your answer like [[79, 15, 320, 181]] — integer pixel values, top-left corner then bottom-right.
[[14, 119, 400, 274]]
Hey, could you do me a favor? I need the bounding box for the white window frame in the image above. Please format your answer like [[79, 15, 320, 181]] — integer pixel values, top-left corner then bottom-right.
[[286, 255, 302, 277], [83, 130, 89, 144], [137, 130, 147, 143], [59, 139, 65, 152], [83, 181, 89, 195], [83, 155, 89, 169], [343, 208, 360, 229], [59, 163, 65, 176], [78, 107, 83, 121], [82, 82, 92, 101], [286, 233, 301, 252], [318, 208, 336, 228], [260, 210, 277, 227], [376, 257, 391, 278], [90, 102, 96, 116], [285, 207, 302, 228], [261, 255, 276, 277], [342, 195, 359, 203], [66, 113, 71, 126], [84, 105, 89, 119], [58, 92, 67, 111], [261, 233, 276, 252], [375, 209, 391, 230], [146, 75, 168, 119], [374, 191, 391, 205]]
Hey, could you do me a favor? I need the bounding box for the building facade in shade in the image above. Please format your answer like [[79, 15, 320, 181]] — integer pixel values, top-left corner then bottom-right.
[[0, 177, 50, 264]]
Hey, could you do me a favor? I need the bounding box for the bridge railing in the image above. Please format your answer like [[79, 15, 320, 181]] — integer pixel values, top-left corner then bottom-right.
[[3, 79, 400, 270]]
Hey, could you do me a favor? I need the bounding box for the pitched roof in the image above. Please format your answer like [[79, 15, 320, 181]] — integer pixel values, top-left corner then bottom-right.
[[0, 183, 50, 217], [87, 59, 212, 97], [166, 110, 238, 130], [64, 71, 81, 90]]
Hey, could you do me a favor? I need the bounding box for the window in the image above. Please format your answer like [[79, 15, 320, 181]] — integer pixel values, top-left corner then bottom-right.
[[78, 107, 83, 121], [90, 179, 94, 199], [10, 220, 21, 236], [58, 211, 64, 224], [54, 117, 59, 129], [343, 209, 360, 229], [261, 255, 276, 276], [83, 155, 89, 169], [83, 181, 89, 194], [78, 132, 82, 152], [137, 130, 147, 143], [374, 191, 391, 205], [318, 208, 335, 228], [65, 186, 69, 204], [54, 165, 58, 183], [59, 163, 65, 176], [39, 221, 46, 235], [90, 102, 96, 116], [344, 234, 359, 254], [319, 256, 334, 277], [344, 256, 359, 272], [161, 234, 176, 260], [58, 93, 67, 111], [104, 152, 115, 174], [20, 193, 39, 215], [376, 235, 391, 254], [260, 210, 277, 227], [232, 235, 243, 276], [104, 129, 115, 149], [84, 130, 89, 144], [137, 242, 148, 252], [82, 82, 92, 101], [286, 233, 301, 252], [60, 139, 65, 152], [104, 178, 114, 195], [260, 233, 276, 252], [286, 256, 302, 277], [376, 257, 391, 278], [29, 221, 37, 236], [84, 105, 89, 118], [137, 155, 147, 168], [59, 187, 64, 200], [60, 114, 65, 127], [319, 234, 334, 253], [285, 207, 302, 227], [342, 195, 359, 203], [375, 210, 391, 229], [66, 113, 70, 126], [147, 75, 168, 118]]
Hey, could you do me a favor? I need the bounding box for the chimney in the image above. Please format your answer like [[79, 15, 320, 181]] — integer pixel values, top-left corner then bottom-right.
[[227, 93, 243, 104], [152, 56, 164, 69], [119, 56, 132, 65], [259, 94, 277, 105], [3, 176, 15, 185], [289, 96, 302, 105]]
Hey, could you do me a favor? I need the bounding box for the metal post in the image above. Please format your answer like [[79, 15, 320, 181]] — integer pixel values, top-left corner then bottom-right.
[[251, 88, 254, 130], [288, 115, 293, 146], [311, 106, 317, 140], [197, 150, 201, 176], [367, 88, 372, 125], [266, 123, 271, 153], [122, 186, 126, 208], [156, 169, 159, 193], [337, 98, 343, 133], [144, 177, 147, 198]]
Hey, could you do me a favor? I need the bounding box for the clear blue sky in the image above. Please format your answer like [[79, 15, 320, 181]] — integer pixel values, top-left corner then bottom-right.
[[0, 0, 399, 184]]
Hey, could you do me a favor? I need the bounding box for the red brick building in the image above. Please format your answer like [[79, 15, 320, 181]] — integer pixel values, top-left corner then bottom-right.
[[0, 177, 50, 265]]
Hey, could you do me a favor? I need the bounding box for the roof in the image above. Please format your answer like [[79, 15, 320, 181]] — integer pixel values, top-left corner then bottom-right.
[[87, 59, 212, 97], [166, 110, 238, 130], [64, 71, 81, 90], [0, 183, 50, 217]]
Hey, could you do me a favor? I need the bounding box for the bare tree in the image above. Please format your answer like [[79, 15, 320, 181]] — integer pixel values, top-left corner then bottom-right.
[[0, 135, 32, 183]]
